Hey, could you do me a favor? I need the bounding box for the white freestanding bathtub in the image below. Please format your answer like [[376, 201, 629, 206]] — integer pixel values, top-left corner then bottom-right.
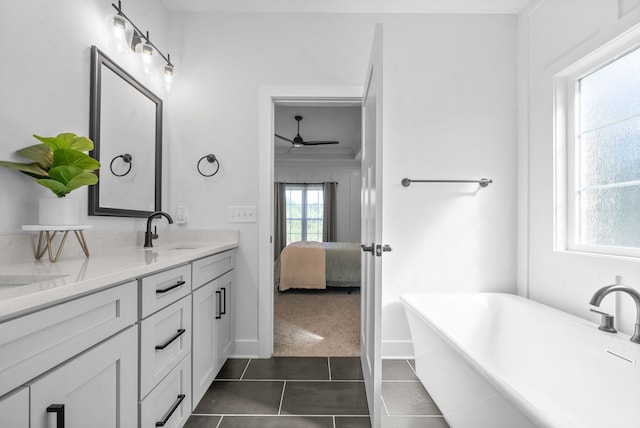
[[401, 292, 640, 428]]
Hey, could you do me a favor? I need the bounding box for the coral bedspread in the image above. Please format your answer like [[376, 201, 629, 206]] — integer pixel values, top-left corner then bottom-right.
[[275, 241, 361, 291]]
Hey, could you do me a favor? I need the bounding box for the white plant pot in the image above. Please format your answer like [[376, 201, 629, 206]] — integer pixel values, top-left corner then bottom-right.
[[39, 197, 81, 226]]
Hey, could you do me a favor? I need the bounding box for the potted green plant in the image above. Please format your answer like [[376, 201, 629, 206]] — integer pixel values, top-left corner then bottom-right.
[[0, 133, 100, 225]]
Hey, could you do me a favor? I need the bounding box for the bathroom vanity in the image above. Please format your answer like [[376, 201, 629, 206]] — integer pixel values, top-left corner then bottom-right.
[[0, 231, 238, 428]]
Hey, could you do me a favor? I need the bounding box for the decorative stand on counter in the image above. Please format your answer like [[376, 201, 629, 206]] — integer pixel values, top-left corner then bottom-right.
[[22, 225, 92, 263]]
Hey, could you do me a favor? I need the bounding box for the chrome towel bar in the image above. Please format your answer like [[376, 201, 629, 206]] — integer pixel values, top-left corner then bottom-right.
[[401, 178, 493, 188]]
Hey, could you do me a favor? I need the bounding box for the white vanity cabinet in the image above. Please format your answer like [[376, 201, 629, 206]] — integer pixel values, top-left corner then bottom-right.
[[191, 250, 235, 409], [0, 280, 138, 427], [0, 241, 238, 427]]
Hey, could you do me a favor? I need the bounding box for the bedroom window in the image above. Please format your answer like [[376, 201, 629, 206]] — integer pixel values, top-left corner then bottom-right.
[[285, 184, 324, 245], [558, 39, 640, 257]]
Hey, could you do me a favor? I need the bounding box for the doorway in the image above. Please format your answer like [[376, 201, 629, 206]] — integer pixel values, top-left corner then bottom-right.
[[272, 103, 362, 357], [257, 86, 363, 358]]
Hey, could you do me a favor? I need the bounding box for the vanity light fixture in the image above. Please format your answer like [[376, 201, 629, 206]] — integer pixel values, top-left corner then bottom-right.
[[111, 1, 175, 81]]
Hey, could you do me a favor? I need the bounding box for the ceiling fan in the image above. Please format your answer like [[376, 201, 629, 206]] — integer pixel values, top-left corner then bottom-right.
[[275, 115, 339, 148]]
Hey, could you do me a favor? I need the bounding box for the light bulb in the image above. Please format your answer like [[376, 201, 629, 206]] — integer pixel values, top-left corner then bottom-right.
[[141, 43, 153, 64], [113, 15, 126, 41], [164, 64, 174, 84]]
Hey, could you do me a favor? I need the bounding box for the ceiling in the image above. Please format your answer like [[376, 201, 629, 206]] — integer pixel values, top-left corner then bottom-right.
[[274, 105, 361, 162], [160, 0, 530, 14]]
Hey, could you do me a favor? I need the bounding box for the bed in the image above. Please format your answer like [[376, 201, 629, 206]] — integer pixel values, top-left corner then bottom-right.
[[274, 241, 361, 291]]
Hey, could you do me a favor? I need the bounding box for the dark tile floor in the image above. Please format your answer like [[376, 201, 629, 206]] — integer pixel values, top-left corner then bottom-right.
[[185, 357, 448, 428], [381, 359, 449, 428]]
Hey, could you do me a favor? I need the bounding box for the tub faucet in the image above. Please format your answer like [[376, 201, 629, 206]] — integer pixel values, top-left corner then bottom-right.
[[589, 284, 640, 344], [144, 211, 174, 248]]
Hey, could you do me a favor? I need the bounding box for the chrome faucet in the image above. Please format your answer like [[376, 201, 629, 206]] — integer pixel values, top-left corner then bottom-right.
[[144, 211, 174, 248], [589, 284, 640, 344]]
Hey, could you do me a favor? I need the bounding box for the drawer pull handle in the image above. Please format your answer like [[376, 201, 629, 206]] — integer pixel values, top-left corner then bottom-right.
[[215, 290, 222, 319], [47, 404, 65, 428], [221, 287, 227, 315], [156, 280, 186, 294], [155, 329, 186, 350], [155, 394, 185, 427]]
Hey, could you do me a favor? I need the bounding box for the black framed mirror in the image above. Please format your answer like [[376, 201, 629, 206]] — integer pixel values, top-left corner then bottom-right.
[[89, 45, 162, 217]]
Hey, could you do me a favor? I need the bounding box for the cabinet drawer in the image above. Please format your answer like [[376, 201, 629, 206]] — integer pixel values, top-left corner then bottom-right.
[[140, 353, 191, 428], [0, 281, 137, 398], [141, 264, 191, 318], [0, 387, 28, 428], [192, 250, 235, 290], [140, 295, 192, 399]]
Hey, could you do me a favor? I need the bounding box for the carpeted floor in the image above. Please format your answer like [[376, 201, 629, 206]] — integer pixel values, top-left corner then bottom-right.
[[274, 288, 361, 357]]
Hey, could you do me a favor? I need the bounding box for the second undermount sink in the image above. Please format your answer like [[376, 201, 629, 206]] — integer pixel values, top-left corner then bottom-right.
[[0, 274, 67, 288]]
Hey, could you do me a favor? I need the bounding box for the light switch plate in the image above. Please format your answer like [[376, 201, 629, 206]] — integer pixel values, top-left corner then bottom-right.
[[175, 205, 188, 224], [228, 206, 256, 223]]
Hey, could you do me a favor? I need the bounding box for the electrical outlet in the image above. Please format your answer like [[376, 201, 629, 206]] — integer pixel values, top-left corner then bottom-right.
[[228, 206, 256, 223]]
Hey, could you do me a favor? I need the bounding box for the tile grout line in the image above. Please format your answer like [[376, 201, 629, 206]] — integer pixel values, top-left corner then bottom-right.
[[239, 358, 251, 380], [215, 415, 223, 428], [277, 380, 287, 416], [406, 358, 417, 376], [332, 415, 336, 428], [380, 391, 391, 417], [327, 357, 332, 381]]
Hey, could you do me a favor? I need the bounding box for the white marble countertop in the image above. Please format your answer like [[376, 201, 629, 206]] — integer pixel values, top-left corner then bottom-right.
[[0, 232, 239, 322]]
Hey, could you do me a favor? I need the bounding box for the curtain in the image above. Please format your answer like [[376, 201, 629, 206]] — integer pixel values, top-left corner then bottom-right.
[[323, 182, 338, 242], [274, 182, 287, 259]]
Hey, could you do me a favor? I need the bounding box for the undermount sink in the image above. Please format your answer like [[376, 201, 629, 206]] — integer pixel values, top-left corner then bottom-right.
[[166, 245, 202, 250], [0, 274, 67, 288]]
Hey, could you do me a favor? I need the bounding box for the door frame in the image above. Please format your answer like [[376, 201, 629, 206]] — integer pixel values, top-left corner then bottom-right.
[[257, 85, 363, 358]]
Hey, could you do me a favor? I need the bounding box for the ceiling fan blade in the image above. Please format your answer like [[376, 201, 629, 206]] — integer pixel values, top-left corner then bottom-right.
[[302, 141, 340, 146], [275, 133, 294, 143]]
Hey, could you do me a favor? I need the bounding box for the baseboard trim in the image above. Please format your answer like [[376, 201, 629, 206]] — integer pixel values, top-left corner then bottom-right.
[[382, 340, 415, 359], [230, 340, 260, 358]]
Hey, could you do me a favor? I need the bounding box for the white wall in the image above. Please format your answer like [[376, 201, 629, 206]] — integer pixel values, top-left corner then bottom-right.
[[275, 160, 361, 243], [519, 0, 640, 335], [169, 12, 518, 356], [379, 15, 518, 357], [0, 0, 171, 234], [168, 11, 380, 355]]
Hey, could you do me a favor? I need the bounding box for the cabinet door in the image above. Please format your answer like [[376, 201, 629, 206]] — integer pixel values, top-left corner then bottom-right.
[[30, 326, 137, 428], [218, 271, 234, 361], [0, 387, 29, 428], [191, 279, 220, 409]]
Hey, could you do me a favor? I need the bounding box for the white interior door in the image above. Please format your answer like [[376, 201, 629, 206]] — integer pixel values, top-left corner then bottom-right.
[[361, 23, 383, 428]]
